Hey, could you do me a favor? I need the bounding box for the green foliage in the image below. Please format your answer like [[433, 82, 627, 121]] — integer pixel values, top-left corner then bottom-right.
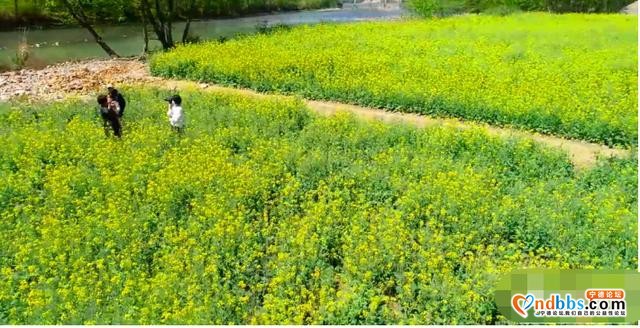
[[0, 0, 337, 27], [542, 0, 632, 12], [255, 22, 293, 35], [150, 14, 638, 146], [0, 87, 636, 324], [0, 0, 56, 28], [408, 0, 468, 17], [0, 0, 130, 23], [408, 0, 634, 16]]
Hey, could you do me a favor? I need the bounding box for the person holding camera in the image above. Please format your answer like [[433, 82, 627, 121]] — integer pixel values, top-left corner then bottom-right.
[[165, 94, 185, 133]]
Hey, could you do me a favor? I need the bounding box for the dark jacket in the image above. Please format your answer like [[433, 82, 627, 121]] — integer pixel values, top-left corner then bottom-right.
[[99, 105, 122, 137]]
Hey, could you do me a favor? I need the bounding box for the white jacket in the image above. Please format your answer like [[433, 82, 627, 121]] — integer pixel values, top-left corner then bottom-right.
[[167, 105, 184, 128]]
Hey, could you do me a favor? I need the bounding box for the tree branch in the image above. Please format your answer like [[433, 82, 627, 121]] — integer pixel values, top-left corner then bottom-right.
[[182, 0, 196, 43], [60, 0, 120, 57]]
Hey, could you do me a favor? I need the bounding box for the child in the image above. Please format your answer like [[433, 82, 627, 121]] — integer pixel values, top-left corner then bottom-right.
[[107, 84, 126, 117], [165, 95, 185, 133], [97, 94, 122, 138], [107, 92, 121, 117]]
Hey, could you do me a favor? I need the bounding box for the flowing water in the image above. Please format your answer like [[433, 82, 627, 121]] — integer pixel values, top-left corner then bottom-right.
[[0, 4, 406, 69]]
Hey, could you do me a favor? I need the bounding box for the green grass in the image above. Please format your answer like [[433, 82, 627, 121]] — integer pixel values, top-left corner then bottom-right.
[[151, 13, 638, 146], [0, 87, 636, 324]]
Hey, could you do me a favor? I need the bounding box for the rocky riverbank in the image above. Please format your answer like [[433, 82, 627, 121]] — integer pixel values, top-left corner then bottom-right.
[[0, 59, 157, 102]]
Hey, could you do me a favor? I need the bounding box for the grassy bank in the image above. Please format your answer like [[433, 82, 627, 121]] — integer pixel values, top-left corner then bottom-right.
[[151, 13, 638, 146], [0, 87, 636, 324]]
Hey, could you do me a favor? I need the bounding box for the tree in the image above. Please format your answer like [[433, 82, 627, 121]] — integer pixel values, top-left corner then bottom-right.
[[181, 0, 196, 43], [59, 0, 120, 57], [138, 0, 197, 50], [139, 0, 173, 50], [14, 0, 18, 17], [140, 5, 150, 54]]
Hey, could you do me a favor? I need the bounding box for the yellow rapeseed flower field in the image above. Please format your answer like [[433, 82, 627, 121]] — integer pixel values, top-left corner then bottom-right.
[[0, 87, 636, 323], [151, 13, 638, 146]]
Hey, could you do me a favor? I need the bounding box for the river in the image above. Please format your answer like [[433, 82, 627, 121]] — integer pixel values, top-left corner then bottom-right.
[[0, 4, 407, 69]]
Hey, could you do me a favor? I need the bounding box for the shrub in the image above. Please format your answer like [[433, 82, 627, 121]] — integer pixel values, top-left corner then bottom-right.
[[407, 0, 634, 16]]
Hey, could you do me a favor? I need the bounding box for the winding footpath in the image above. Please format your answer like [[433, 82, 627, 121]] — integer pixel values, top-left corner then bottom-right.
[[0, 59, 632, 169]]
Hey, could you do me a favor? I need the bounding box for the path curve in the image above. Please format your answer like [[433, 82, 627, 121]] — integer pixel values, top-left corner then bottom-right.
[[0, 59, 632, 169], [161, 80, 630, 170], [622, 1, 638, 14]]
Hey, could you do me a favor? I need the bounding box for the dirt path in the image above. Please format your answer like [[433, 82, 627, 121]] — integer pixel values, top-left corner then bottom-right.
[[305, 100, 630, 170], [0, 59, 632, 169], [159, 78, 633, 170], [622, 1, 637, 14]]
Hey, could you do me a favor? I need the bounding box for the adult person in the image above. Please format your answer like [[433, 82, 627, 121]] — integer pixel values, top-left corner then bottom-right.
[[107, 84, 126, 117], [97, 94, 122, 138], [165, 95, 185, 133]]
